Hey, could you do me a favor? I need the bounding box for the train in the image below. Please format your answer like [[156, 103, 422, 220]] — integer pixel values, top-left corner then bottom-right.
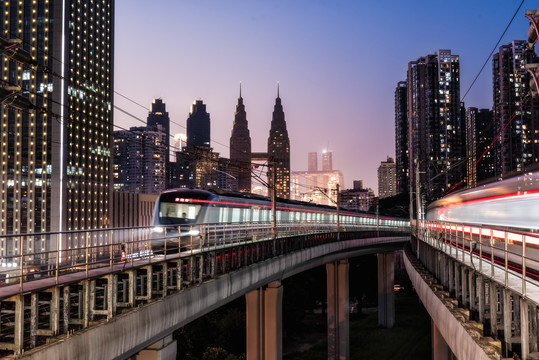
[[426, 170, 539, 231], [151, 188, 409, 249]]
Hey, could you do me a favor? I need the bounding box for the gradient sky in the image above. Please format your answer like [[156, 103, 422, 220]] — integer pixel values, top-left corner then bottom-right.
[[114, 0, 533, 193]]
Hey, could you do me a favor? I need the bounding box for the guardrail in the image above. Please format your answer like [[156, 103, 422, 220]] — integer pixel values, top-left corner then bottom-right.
[[417, 220, 539, 299], [0, 221, 409, 294]]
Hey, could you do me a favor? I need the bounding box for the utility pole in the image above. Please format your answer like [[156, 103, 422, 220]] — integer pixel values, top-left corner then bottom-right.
[[271, 161, 277, 239], [336, 183, 340, 240]]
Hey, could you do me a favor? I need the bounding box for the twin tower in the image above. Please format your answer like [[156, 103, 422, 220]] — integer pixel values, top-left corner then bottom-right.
[[230, 85, 291, 199]]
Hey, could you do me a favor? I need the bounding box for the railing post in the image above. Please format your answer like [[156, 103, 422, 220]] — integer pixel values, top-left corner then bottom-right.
[[479, 231, 482, 273], [85, 232, 89, 278], [522, 234, 527, 297], [504, 232, 508, 287], [148, 226, 152, 264], [130, 228, 134, 267], [490, 231, 494, 278], [56, 233, 60, 284], [164, 227, 167, 260], [109, 229, 114, 270], [19, 235, 24, 292]]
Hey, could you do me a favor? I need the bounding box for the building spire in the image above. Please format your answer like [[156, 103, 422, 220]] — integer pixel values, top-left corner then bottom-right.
[[239, 82, 242, 99], [277, 81, 280, 98]]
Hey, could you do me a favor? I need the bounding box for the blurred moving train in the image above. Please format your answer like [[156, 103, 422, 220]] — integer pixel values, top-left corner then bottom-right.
[[151, 188, 409, 247], [427, 170, 539, 231]]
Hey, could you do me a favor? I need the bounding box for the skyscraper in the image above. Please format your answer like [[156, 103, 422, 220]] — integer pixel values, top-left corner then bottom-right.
[[492, 40, 539, 177], [407, 50, 463, 201], [378, 157, 396, 199], [308, 152, 318, 171], [229, 85, 252, 192], [0, 1, 114, 242], [321, 151, 333, 171], [394, 81, 408, 194], [146, 99, 171, 187], [187, 99, 211, 149], [267, 86, 290, 199]]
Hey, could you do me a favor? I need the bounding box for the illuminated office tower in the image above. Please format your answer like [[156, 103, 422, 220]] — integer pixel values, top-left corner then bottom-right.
[[308, 152, 317, 171], [0, 0, 114, 247], [321, 151, 332, 171], [267, 86, 290, 199]]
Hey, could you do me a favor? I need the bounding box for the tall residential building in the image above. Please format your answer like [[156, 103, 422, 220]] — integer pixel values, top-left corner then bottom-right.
[[492, 40, 539, 177], [407, 50, 464, 202], [308, 152, 318, 171], [339, 187, 375, 212], [113, 125, 167, 195], [229, 85, 252, 192], [466, 108, 495, 187], [394, 81, 408, 194], [187, 99, 211, 149], [0, 1, 114, 242], [378, 157, 396, 199], [267, 86, 290, 199]]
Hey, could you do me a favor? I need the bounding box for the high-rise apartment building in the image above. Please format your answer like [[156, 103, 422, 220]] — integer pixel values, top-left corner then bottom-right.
[[378, 157, 396, 199], [492, 40, 539, 177], [394, 81, 408, 194], [229, 86, 251, 192], [0, 1, 114, 242], [466, 108, 495, 187], [407, 50, 464, 201], [113, 125, 167, 194], [267, 87, 290, 199], [146, 99, 172, 187]]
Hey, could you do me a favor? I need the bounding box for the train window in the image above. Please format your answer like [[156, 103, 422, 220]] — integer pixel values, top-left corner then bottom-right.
[[244, 209, 251, 222], [253, 208, 260, 222], [220, 208, 229, 223], [159, 202, 202, 224], [232, 208, 241, 222]]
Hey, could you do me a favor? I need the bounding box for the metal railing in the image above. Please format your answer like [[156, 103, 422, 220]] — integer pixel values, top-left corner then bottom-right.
[[417, 220, 539, 301], [0, 220, 409, 294]]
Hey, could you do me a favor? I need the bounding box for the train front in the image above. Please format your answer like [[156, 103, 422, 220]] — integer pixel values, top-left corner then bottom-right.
[[151, 189, 214, 252]]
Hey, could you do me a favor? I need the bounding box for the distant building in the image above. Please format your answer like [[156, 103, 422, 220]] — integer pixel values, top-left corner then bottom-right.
[[112, 192, 157, 228], [308, 152, 318, 171], [378, 157, 396, 199], [339, 185, 375, 212], [291, 152, 343, 206], [407, 50, 464, 201], [466, 108, 495, 187], [291, 170, 344, 206], [147, 99, 172, 188], [187, 100, 211, 149], [267, 86, 291, 199], [322, 151, 333, 171], [394, 81, 408, 194], [113, 124, 167, 194], [229, 85, 252, 192], [353, 180, 364, 191]]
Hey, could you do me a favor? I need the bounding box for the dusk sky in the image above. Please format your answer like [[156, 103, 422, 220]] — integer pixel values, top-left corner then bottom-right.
[[114, 0, 533, 193]]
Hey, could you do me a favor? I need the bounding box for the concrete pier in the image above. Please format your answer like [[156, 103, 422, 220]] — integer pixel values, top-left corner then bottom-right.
[[327, 260, 349, 360]]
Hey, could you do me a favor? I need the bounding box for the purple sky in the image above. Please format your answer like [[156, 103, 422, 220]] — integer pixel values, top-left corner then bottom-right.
[[114, 0, 533, 193]]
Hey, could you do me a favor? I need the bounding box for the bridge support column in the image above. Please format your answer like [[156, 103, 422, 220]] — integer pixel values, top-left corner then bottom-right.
[[503, 288, 513, 355], [245, 281, 283, 360], [448, 259, 454, 294], [432, 319, 451, 360], [327, 259, 349, 359], [136, 334, 176, 360], [377, 252, 394, 328], [477, 276, 485, 323]]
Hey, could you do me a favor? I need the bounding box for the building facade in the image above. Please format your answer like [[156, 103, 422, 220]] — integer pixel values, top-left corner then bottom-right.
[[229, 86, 252, 192], [394, 81, 408, 194], [465, 108, 495, 187], [378, 157, 396, 199], [0, 0, 114, 248], [407, 50, 464, 202], [267, 88, 290, 199], [492, 40, 539, 177]]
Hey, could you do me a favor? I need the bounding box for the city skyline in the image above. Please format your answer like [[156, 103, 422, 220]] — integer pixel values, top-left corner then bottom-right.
[[114, 1, 532, 193]]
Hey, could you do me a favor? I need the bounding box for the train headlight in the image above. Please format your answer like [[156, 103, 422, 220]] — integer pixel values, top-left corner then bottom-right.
[[188, 229, 200, 236], [153, 226, 164, 234]]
